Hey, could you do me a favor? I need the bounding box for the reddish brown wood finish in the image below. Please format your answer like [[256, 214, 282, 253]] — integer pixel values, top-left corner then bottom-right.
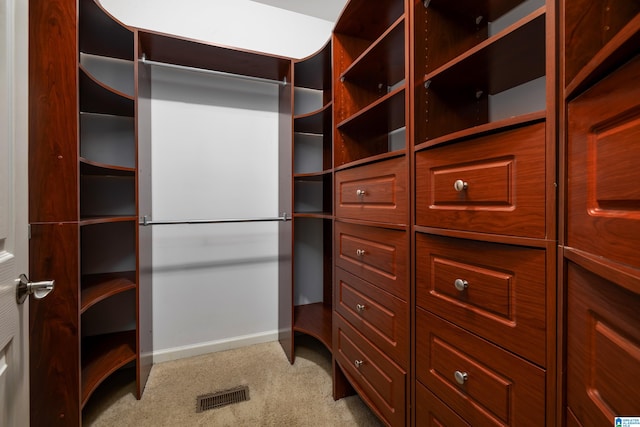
[[416, 234, 547, 367], [335, 268, 408, 368], [416, 308, 546, 426], [334, 314, 407, 427], [565, 262, 640, 426], [415, 382, 470, 427], [335, 222, 408, 301], [293, 303, 332, 350], [567, 55, 640, 270], [29, 0, 79, 223], [416, 122, 547, 238], [29, 223, 81, 426], [335, 156, 409, 225], [80, 271, 136, 313]]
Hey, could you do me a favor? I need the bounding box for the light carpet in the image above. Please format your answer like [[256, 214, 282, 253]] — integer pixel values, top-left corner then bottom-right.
[[83, 335, 384, 426]]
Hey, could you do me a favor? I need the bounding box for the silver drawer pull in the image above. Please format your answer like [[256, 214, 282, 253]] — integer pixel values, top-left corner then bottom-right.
[[454, 279, 469, 292], [356, 303, 366, 312], [454, 370, 468, 385], [356, 189, 366, 197], [354, 360, 364, 368], [454, 179, 468, 192], [356, 249, 366, 257]]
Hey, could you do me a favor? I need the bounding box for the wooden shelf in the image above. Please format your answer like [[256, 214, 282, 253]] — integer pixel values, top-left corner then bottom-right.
[[81, 330, 136, 408], [334, 0, 404, 43], [294, 213, 333, 220], [294, 102, 332, 135], [81, 271, 136, 314], [293, 171, 332, 181], [79, 216, 137, 226], [337, 86, 405, 137], [565, 13, 640, 99], [339, 16, 405, 87], [294, 41, 332, 90], [422, 7, 545, 95], [294, 303, 333, 351], [80, 66, 134, 117], [426, 0, 530, 23], [80, 158, 135, 176], [79, 0, 133, 60]]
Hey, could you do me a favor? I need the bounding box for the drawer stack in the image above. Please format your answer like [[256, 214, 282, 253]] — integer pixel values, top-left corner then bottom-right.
[[332, 0, 411, 424], [412, 0, 556, 424]]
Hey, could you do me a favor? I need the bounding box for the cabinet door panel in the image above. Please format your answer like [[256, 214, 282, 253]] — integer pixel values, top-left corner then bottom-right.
[[566, 262, 640, 427], [567, 55, 640, 269]]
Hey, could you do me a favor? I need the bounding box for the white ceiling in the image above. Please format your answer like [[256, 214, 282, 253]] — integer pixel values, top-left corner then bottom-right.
[[249, 0, 347, 22]]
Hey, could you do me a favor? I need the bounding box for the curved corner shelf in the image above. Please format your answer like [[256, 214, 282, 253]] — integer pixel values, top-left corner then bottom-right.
[[81, 271, 136, 314], [80, 157, 135, 176], [81, 330, 136, 408], [294, 303, 333, 352], [294, 40, 332, 90], [79, 0, 133, 60], [294, 102, 332, 134], [80, 66, 134, 117], [80, 216, 137, 226]]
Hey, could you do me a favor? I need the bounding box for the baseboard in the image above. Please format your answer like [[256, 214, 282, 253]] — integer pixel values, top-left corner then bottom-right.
[[152, 330, 279, 364]]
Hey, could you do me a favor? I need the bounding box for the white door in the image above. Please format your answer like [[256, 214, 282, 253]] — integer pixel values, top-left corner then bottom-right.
[[0, 0, 30, 425]]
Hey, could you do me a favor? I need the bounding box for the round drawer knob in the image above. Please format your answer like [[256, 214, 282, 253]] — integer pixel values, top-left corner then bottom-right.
[[354, 360, 364, 368], [454, 179, 468, 192], [356, 189, 366, 197], [454, 279, 469, 292], [356, 303, 366, 312], [454, 370, 468, 385], [356, 249, 366, 257]]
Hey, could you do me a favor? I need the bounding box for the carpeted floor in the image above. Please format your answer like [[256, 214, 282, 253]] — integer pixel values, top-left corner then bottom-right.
[[83, 336, 384, 426]]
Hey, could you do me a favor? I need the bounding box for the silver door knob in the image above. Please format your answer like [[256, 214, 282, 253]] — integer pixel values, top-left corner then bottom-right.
[[454, 370, 468, 385], [454, 179, 468, 192], [356, 303, 366, 312], [16, 274, 55, 304], [454, 279, 469, 292], [354, 360, 364, 368], [356, 189, 366, 197], [356, 249, 366, 257]]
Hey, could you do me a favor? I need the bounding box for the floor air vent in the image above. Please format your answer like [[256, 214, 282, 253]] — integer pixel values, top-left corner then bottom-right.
[[196, 385, 250, 413]]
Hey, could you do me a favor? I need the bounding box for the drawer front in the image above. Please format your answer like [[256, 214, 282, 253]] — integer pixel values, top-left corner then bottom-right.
[[416, 233, 547, 366], [334, 313, 406, 427], [566, 262, 640, 427], [416, 308, 545, 427], [567, 55, 640, 269], [336, 156, 408, 224], [415, 122, 546, 238], [335, 221, 408, 300], [335, 267, 408, 368], [416, 381, 470, 427]]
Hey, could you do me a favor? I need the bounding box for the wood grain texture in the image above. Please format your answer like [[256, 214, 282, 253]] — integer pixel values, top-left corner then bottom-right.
[[29, 0, 79, 223]]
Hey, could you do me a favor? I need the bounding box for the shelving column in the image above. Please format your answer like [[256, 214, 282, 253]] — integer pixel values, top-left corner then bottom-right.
[[331, 0, 411, 425]]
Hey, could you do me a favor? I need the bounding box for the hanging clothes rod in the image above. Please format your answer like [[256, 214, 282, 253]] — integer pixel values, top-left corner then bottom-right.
[[140, 214, 290, 226], [140, 54, 288, 86]]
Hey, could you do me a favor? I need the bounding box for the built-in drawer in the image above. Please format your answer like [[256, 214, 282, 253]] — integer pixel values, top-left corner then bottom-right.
[[334, 313, 406, 427], [416, 308, 546, 427], [567, 55, 640, 269], [335, 267, 408, 368], [335, 156, 408, 225], [416, 233, 547, 367], [415, 122, 546, 238], [335, 221, 408, 300], [416, 381, 470, 427], [566, 261, 640, 427]]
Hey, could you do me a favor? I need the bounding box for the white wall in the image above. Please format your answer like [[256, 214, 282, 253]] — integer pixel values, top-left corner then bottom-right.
[[98, 0, 338, 362], [150, 67, 281, 361]]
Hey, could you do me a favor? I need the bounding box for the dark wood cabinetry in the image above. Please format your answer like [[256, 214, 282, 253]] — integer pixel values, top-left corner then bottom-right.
[[412, 0, 557, 425], [560, 1, 640, 424]]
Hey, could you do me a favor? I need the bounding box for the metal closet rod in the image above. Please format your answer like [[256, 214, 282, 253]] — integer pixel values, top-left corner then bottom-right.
[[140, 214, 290, 226], [140, 54, 288, 86]]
